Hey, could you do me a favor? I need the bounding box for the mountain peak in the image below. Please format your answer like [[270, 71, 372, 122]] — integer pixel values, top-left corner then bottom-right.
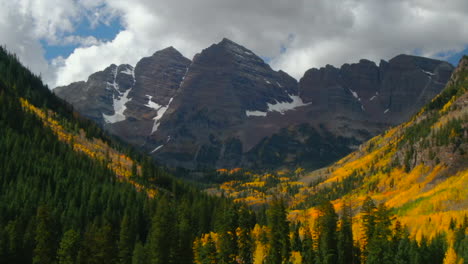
[[217, 38, 251, 53], [219, 37, 238, 45], [152, 46, 184, 57], [389, 54, 448, 65], [105, 64, 118, 71]]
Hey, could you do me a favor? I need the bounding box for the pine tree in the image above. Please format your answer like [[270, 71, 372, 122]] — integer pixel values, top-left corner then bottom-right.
[[394, 236, 411, 264], [302, 227, 315, 264], [118, 213, 135, 264], [237, 205, 254, 264], [315, 199, 338, 264], [454, 223, 466, 255], [337, 203, 354, 264], [0, 227, 6, 263], [391, 220, 405, 249], [5, 220, 22, 263], [131, 242, 147, 264], [360, 196, 376, 262], [57, 229, 80, 264], [428, 233, 447, 264], [79, 222, 117, 264], [33, 205, 58, 264], [175, 201, 194, 264], [418, 236, 432, 264], [216, 205, 238, 264], [195, 235, 219, 264], [291, 224, 302, 252], [366, 203, 393, 264], [266, 197, 290, 264], [461, 236, 468, 264], [147, 198, 175, 264], [409, 239, 423, 264]]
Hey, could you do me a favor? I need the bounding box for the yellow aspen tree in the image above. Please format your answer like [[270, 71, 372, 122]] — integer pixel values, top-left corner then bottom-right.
[[443, 247, 459, 264]]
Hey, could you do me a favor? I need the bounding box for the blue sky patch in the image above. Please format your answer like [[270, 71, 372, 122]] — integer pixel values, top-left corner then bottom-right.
[[446, 47, 468, 66], [43, 17, 123, 61]]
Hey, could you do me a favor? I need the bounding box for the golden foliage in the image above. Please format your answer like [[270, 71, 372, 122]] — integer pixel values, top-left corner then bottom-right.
[[19, 98, 157, 197], [217, 168, 229, 174], [253, 242, 267, 264], [290, 251, 302, 264], [443, 247, 462, 264]]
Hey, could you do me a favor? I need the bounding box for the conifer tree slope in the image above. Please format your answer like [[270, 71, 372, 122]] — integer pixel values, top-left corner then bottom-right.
[[0, 47, 243, 264], [299, 55, 468, 238]]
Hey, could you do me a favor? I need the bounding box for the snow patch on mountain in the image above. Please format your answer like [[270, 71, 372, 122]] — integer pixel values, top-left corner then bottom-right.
[[150, 97, 173, 134], [145, 95, 163, 110], [103, 66, 133, 123], [120, 67, 134, 76], [421, 69, 435, 76], [102, 89, 132, 123], [349, 88, 361, 101], [150, 145, 164, 154], [246, 110, 267, 117], [246, 95, 310, 117], [267, 95, 310, 114]]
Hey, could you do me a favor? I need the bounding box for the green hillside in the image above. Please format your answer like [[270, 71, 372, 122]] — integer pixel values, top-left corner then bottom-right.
[[0, 47, 248, 264]]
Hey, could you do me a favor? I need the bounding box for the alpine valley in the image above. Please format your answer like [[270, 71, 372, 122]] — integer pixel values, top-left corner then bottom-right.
[[1, 38, 467, 264]]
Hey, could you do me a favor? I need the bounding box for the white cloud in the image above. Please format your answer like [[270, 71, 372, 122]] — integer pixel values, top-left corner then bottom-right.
[[0, 0, 467, 87], [0, 0, 118, 85], [60, 35, 102, 47]]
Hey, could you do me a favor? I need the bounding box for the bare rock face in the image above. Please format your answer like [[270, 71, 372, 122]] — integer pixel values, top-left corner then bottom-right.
[[109, 48, 191, 147], [377, 55, 453, 122], [298, 55, 454, 140], [54, 39, 454, 170], [55, 64, 135, 125], [148, 38, 299, 168], [125, 47, 191, 119], [55, 47, 191, 147]]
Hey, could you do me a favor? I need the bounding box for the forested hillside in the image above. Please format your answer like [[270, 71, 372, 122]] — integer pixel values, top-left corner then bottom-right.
[[297, 55, 468, 238], [0, 47, 248, 264], [193, 56, 468, 264]]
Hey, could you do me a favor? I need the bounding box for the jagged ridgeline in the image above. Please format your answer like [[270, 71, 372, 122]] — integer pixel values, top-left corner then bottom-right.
[[0, 47, 251, 264], [55, 39, 454, 171]]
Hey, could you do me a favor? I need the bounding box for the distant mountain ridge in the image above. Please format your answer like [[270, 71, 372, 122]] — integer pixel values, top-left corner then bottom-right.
[[54, 38, 454, 170], [297, 55, 468, 238]]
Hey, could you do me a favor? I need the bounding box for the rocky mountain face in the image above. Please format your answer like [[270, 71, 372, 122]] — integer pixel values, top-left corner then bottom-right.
[[54, 63, 135, 124], [54, 38, 454, 170], [55, 47, 191, 147], [298, 55, 468, 236], [297, 54, 454, 140], [149, 38, 301, 168]]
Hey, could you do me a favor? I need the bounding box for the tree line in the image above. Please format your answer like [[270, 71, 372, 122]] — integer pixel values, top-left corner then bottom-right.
[[194, 196, 468, 264]]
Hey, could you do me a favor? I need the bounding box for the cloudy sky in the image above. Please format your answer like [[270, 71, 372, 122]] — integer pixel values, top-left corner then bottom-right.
[[1, 0, 467, 88]]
